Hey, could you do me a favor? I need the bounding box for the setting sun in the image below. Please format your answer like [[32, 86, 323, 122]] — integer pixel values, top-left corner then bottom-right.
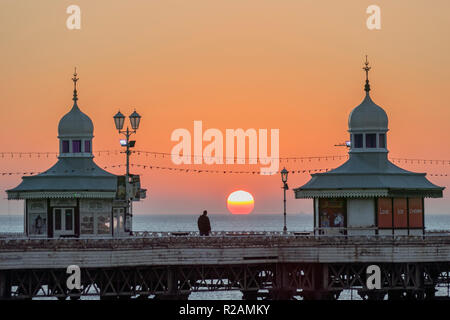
[[227, 190, 255, 215]]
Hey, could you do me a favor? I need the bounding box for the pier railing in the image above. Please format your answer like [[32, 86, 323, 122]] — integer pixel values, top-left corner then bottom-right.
[[1, 229, 450, 240], [4, 228, 450, 239], [1, 230, 450, 251], [131, 230, 311, 237]]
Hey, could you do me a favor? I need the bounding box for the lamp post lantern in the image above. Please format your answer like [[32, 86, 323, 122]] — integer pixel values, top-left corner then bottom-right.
[[113, 111, 125, 131], [113, 109, 141, 232], [114, 109, 141, 178], [281, 168, 289, 234], [129, 111, 141, 130]]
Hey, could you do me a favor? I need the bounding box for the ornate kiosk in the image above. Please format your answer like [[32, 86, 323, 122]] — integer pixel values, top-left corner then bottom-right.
[[294, 59, 444, 236], [7, 72, 144, 238]]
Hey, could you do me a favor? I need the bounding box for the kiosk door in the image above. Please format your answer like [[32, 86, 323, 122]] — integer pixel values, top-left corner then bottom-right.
[[113, 207, 125, 236], [53, 208, 75, 237]]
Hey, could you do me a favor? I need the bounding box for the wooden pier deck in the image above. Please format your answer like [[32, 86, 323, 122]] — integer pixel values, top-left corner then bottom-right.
[[1, 231, 450, 300]]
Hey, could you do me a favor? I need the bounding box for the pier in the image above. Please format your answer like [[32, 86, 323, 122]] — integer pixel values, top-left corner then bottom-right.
[[1, 231, 450, 300], [1, 64, 447, 301]]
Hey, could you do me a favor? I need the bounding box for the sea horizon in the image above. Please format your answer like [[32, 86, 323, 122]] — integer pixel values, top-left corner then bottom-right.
[[2, 213, 450, 233]]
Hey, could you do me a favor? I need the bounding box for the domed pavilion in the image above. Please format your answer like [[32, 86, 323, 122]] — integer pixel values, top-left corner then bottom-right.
[[7, 71, 135, 238], [294, 58, 444, 236]]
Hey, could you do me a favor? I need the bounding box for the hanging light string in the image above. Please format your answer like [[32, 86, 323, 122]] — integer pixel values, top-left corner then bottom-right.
[[127, 164, 334, 175], [0, 150, 349, 162], [1, 164, 448, 177], [0, 164, 127, 176], [390, 157, 450, 165], [0, 165, 335, 176], [1, 150, 450, 165], [127, 150, 349, 163]]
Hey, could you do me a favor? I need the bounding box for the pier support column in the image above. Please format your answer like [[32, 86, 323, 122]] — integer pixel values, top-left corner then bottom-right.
[[301, 264, 339, 300], [269, 264, 295, 300], [424, 264, 439, 300], [0, 272, 11, 300], [154, 267, 190, 300], [413, 264, 425, 300], [387, 263, 427, 300]]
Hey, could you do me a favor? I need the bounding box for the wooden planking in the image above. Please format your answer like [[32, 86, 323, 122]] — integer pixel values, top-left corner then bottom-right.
[[1, 242, 450, 269]]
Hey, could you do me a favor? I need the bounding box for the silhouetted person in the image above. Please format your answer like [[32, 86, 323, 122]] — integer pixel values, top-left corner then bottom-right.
[[198, 210, 211, 236]]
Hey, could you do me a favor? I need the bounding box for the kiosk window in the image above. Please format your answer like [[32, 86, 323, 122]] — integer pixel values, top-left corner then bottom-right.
[[354, 134, 363, 148], [366, 134, 377, 148]]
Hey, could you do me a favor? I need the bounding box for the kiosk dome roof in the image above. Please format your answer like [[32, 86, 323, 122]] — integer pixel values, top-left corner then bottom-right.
[[58, 69, 93, 138], [58, 103, 93, 138], [348, 93, 388, 131]]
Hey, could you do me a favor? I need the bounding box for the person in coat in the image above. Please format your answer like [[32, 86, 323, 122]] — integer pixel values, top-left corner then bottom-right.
[[198, 210, 211, 236]]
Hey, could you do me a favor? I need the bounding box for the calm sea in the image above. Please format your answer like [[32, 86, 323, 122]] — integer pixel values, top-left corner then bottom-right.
[[2, 213, 450, 233], [1, 213, 450, 300]]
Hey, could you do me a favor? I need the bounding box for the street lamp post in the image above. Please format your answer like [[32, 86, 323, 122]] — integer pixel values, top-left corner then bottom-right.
[[281, 168, 289, 234], [114, 110, 141, 181], [113, 109, 141, 232]]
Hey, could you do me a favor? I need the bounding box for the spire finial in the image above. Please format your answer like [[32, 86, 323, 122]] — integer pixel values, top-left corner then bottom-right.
[[72, 67, 79, 102], [363, 55, 371, 93]]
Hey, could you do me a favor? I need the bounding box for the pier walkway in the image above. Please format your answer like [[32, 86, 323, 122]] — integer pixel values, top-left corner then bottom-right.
[[1, 231, 450, 300]]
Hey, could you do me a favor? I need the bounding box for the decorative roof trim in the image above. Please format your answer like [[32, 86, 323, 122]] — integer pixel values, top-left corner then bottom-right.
[[7, 191, 116, 200], [309, 171, 427, 177], [294, 188, 444, 199], [295, 189, 389, 199]]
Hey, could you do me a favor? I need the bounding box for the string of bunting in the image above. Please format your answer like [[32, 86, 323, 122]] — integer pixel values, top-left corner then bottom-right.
[[129, 150, 349, 162], [0, 150, 349, 162], [1, 150, 450, 165], [390, 158, 450, 165], [0, 165, 334, 176], [0, 151, 58, 158], [128, 163, 335, 175], [128, 164, 448, 176], [0, 164, 126, 176], [1, 164, 448, 177]]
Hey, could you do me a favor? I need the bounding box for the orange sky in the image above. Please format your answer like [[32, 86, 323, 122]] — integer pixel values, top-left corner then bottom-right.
[[0, 0, 449, 215]]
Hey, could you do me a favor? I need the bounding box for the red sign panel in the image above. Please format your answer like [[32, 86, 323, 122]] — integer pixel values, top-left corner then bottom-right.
[[393, 198, 407, 228], [377, 198, 392, 228], [408, 198, 423, 228]]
